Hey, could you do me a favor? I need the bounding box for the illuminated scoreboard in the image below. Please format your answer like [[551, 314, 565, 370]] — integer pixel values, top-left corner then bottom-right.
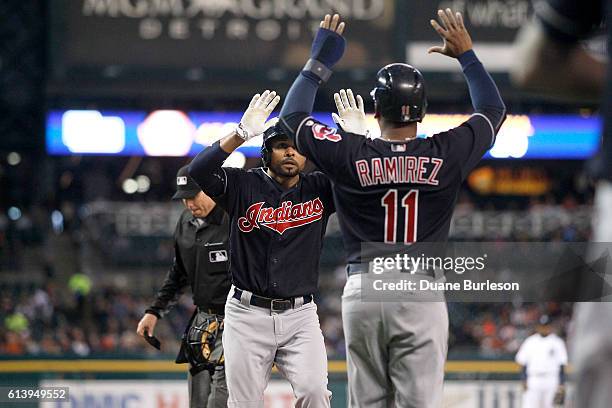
[[46, 110, 601, 160]]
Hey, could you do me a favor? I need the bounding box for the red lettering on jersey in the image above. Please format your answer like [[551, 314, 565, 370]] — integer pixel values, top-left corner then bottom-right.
[[237, 198, 324, 235], [383, 157, 398, 183], [311, 124, 341, 142], [405, 157, 417, 183], [259, 207, 275, 223], [428, 158, 443, 186], [416, 157, 430, 184], [355, 160, 372, 187], [371, 158, 386, 185], [397, 156, 406, 183], [355, 156, 444, 186], [238, 202, 264, 233], [291, 204, 303, 219]]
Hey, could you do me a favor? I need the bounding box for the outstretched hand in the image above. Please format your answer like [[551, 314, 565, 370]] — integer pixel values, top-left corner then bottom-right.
[[428, 9, 472, 58], [237, 90, 281, 141], [332, 89, 369, 136], [320, 14, 345, 35], [309, 14, 346, 71]]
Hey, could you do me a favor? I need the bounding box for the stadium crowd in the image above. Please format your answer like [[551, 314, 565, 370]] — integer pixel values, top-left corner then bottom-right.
[[0, 278, 571, 358], [0, 282, 188, 358], [0, 186, 583, 360], [0, 154, 591, 360], [0, 278, 574, 360]]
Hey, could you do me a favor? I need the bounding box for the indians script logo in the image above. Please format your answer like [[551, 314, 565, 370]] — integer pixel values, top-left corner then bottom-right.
[[238, 198, 324, 235]]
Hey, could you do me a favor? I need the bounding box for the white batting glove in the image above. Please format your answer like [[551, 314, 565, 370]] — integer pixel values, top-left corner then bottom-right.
[[236, 90, 281, 141], [332, 89, 369, 136]]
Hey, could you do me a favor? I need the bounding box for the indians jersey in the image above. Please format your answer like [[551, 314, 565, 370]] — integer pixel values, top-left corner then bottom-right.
[[198, 159, 335, 298], [290, 114, 499, 263]]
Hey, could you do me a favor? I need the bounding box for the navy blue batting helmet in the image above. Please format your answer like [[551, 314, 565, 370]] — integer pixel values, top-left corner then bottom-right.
[[371, 63, 427, 123], [261, 123, 287, 167]]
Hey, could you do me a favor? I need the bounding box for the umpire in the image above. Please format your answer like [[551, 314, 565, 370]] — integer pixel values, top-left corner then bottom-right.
[[136, 165, 231, 408]]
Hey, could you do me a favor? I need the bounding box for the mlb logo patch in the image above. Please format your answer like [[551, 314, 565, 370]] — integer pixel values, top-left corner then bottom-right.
[[177, 176, 188, 186], [209, 250, 228, 263], [391, 144, 407, 152]]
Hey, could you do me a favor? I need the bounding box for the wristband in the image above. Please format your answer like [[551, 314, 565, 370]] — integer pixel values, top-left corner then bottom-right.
[[235, 122, 250, 141], [302, 59, 333, 83], [145, 308, 162, 319]]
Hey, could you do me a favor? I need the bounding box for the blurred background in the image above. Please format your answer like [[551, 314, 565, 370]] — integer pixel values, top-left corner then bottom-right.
[[0, 0, 604, 406]]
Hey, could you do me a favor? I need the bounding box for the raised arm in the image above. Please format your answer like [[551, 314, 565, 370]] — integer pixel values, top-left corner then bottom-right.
[[188, 91, 280, 197], [429, 9, 506, 133], [279, 14, 346, 138]]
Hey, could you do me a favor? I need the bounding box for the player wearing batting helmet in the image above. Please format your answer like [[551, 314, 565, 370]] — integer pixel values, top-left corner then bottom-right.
[[188, 89, 336, 407], [279, 11, 505, 407], [370, 63, 427, 123], [260, 122, 286, 167]]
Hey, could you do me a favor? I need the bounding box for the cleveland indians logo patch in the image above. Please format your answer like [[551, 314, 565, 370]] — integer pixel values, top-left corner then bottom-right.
[[237, 198, 324, 235], [311, 123, 341, 142]]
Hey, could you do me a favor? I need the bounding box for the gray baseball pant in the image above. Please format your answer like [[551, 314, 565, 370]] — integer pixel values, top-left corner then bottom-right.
[[223, 287, 332, 408], [573, 185, 612, 408], [572, 302, 612, 408], [342, 274, 448, 408], [188, 366, 228, 408]]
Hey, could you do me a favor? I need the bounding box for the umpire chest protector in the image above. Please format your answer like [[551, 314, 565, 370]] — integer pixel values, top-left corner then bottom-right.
[[175, 206, 231, 307]]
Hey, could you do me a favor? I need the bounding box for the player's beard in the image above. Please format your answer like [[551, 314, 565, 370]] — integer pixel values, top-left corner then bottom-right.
[[269, 160, 300, 178]]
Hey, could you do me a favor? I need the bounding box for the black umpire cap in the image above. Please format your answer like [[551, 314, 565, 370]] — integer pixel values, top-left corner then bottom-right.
[[172, 165, 201, 200]]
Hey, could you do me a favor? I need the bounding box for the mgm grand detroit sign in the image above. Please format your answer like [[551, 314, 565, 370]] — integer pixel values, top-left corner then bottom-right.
[[80, 0, 387, 41]]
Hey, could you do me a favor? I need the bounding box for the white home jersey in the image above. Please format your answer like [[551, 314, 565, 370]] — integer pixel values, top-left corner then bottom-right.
[[516, 333, 568, 388]]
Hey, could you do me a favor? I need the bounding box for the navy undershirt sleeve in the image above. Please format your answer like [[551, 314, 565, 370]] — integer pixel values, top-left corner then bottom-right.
[[280, 73, 319, 122], [458, 50, 506, 132], [188, 141, 231, 198]]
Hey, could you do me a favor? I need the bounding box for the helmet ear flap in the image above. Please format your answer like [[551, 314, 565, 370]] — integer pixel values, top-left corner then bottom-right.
[[261, 123, 285, 167], [261, 149, 271, 167], [371, 88, 381, 119]]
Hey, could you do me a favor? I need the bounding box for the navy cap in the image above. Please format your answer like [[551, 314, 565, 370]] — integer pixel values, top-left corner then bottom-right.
[[539, 315, 551, 325], [172, 165, 201, 200]]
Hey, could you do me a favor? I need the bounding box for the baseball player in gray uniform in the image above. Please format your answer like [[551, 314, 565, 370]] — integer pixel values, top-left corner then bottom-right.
[[188, 90, 336, 407], [278, 11, 505, 407], [511, 1, 612, 407]]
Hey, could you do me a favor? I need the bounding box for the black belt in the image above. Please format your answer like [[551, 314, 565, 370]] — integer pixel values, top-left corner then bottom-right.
[[346, 264, 368, 276], [197, 304, 225, 315], [233, 288, 312, 312]]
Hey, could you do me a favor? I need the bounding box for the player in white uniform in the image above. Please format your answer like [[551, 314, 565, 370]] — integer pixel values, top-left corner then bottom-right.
[[515, 316, 568, 408]]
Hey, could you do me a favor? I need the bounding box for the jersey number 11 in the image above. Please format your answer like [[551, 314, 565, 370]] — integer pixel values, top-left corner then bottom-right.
[[381, 189, 419, 244]]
